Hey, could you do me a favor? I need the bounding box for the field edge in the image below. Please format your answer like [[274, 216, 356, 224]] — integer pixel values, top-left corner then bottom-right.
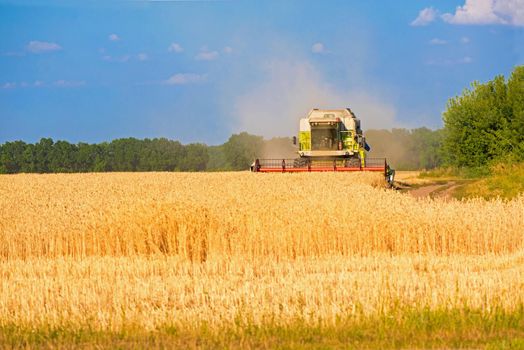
[[3, 307, 524, 349]]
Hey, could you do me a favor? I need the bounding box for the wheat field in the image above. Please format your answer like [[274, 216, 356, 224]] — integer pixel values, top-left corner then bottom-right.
[[1, 172, 524, 343]]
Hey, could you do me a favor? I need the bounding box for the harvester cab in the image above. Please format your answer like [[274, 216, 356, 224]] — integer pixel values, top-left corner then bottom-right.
[[297, 108, 369, 164], [252, 108, 394, 184]]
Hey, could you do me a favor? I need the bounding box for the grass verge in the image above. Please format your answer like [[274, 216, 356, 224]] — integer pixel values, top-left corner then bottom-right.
[[419, 166, 491, 180], [454, 163, 524, 200], [419, 163, 524, 200], [2, 307, 524, 349]]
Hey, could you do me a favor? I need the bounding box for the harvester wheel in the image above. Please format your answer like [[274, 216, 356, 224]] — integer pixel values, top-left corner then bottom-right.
[[345, 158, 360, 168]]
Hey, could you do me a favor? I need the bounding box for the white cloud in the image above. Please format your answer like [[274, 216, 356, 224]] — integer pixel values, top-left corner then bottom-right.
[[223, 46, 233, 54], [164, 73, 207, 85], [442, 0, 524, 26], [168, 43, 184, 53], [1, 80, 84, 89], [231, 60, 398, 137], [26, 41, 62, 53], [494, 0, 524, 25], [53, 80, 86, 87], [3, 81, 43, 88], [195, 48, 219, 61], [137, 53, 148, 61], [426, 56, 473, 65], [311, 42, 326, 54], [1, 82, 16, 89], [102, 54, 131, 62], [429, 38, 448, 45], [461, 36, 471, 43], [411, 7, 438, 26], [102, 53, 148, 62], [20, 81, 45, 88], [2, 51, 25, 57], [108, 33, 120, 41]]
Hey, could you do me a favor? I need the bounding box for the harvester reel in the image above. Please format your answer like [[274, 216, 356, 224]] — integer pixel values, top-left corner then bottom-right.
[[293, 158, 309, 168]]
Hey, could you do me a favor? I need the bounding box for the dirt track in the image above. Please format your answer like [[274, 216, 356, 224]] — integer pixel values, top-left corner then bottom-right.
[[394, 172, 459, 200], [408, 182, 458, 200], [408, 183, 447, 198]]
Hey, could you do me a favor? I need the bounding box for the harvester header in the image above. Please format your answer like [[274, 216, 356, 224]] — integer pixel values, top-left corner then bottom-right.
[[251, 108, 394, 183]]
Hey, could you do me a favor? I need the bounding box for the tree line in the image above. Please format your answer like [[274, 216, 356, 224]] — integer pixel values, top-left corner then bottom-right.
[[0, 138, 209, 173], [0, 135, 264, 174], [0, 130, 444, 174]]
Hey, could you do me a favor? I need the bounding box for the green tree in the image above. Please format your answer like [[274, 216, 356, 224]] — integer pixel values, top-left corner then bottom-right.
[[0, 141, 27, 173], [178, 143, 209, 171], [34, 138, 54, 173], [206, 145, 229, 171], [76, 143, 98, 172], [506, 66, 524, 159], [223, 132, 264, 170], [49, 140, 77, 172], [21, 144, 37, 173], [410, 128, 444, 169], [107, 138, 141, 171], [442, 66, 523, 167]]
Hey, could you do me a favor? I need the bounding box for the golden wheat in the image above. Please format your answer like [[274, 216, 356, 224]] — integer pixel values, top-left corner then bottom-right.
[[0, 172, 523, 331]]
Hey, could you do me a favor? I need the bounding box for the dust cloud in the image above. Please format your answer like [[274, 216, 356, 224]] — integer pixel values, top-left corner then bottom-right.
[[231, 59, 399, 139], [260, 137, 297, 159], [365, 130, 409, 165]]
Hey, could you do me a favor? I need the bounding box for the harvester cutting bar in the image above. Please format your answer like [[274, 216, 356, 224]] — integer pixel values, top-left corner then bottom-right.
[[252, 158, 388, 174]]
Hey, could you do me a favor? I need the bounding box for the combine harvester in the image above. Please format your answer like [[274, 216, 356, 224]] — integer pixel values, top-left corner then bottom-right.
[[251, 108, 394, 183]]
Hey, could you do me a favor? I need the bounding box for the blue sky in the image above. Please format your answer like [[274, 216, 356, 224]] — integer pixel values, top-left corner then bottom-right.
[[1, 0, 523, 144]]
